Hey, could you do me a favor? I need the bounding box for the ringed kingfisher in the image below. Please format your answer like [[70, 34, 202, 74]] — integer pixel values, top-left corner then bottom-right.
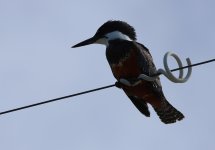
[[72, 20, 184, 124]]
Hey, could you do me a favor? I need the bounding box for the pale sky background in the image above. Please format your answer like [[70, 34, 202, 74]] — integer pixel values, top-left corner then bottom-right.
[[0, 0, 215, 150]]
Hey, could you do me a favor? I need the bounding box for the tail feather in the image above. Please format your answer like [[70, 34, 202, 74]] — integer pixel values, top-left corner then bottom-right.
[[154, 100, 184, 124], [128, 96, 150, 117]]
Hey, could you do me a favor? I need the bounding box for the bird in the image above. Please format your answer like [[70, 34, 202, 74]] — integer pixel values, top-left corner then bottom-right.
[[72, 20, 184, 124]]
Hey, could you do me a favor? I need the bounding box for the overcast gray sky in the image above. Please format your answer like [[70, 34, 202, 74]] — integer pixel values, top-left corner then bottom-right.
[[0, 0, 215, 150]]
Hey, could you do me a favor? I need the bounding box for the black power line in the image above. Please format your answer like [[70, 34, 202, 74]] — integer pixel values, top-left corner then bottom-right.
[[0, 84, 115, 116], [0, 58, 214, 116]]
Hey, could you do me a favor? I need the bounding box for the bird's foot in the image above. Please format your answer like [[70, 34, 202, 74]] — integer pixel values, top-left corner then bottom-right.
[[115, 81, 122, 88]]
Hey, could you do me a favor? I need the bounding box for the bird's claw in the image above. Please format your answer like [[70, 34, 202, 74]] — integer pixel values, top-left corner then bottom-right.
[[115, 81, 122, 88]]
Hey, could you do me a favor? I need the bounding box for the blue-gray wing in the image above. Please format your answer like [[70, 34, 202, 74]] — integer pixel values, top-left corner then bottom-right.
[[134, 42, 163, 92]]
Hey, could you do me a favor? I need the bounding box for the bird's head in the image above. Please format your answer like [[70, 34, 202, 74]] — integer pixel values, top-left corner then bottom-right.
[[72, 20, 136, 48]]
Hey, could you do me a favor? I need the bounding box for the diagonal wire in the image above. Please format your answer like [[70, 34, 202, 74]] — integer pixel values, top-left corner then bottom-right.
[[0, 58, 214, 116], [0, 84, 115, 116]]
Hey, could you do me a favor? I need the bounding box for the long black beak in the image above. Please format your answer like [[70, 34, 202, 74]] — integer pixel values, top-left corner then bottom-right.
[[72, 36, 97, 48]]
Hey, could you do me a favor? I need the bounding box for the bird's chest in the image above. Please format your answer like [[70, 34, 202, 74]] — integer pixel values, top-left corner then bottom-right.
[[106, 47, 141, 80]]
